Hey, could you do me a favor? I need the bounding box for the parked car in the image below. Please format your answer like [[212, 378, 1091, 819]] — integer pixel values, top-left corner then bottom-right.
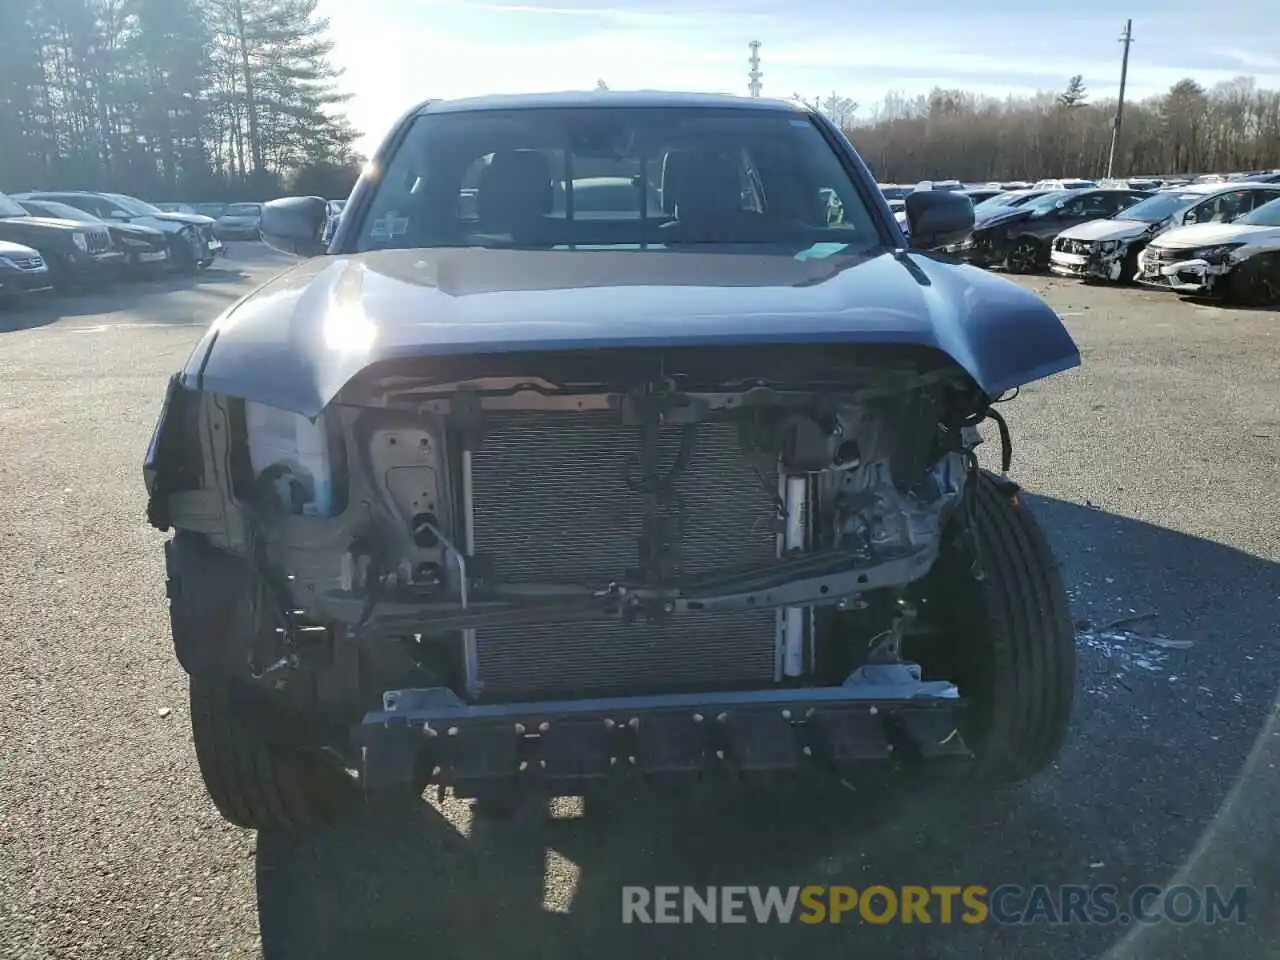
[[16, 197, 171, 276], [915, 179, 964, 192], [960, 188, 1002, 206], [877, 183, 914, 200], [970, 189, 1055, 219], [953, 187, 1152, 273], [1049, 182, 1280, 283], [0, 191, 122, 289], [1032, 178, 1097, 191], [18, 191, 222, 272], [0, 239, 52, 302], [145, 91, 1081, 833], [1136, 195, 1280, 304], [885, 198, 910, 237], [193, 203, 227, 220], [214, 202, 263, 240], [155, 202, 197, 214], [320, 198, 345, 245]]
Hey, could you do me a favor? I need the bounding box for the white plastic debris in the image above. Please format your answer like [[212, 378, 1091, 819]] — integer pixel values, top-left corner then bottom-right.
[[1075, 611, 1190, 686]]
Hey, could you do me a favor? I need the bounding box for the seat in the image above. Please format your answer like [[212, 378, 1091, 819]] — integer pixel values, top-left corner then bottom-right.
[[475, 150, 554, 243], [659, 150, 747, 227]]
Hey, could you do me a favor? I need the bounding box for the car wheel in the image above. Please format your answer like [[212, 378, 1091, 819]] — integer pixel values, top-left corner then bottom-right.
[[170, 228, 200, 273], [168, 533, 360, 832], [189, 677, 360, 832], [921, 472, 1076, 784], [1119, 245, 1143, 285], [42, 253, 82, 293], [1227, 253, 1280, 307], [1004, 238, 1043, 274]]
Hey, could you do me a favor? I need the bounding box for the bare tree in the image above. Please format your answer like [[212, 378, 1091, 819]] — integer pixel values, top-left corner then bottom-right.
[[852, 79, 1280, 181]]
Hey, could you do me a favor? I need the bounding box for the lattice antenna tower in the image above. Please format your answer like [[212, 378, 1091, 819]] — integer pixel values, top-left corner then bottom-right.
[[748, 41, 762, 97]]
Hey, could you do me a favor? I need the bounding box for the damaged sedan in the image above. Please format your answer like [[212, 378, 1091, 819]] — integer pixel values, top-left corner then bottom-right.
[[1051, 182, 1280, 284], [1137, 195, 1280, 304], [951, 187, 1150, 273], [144, 92, 1082, 832]]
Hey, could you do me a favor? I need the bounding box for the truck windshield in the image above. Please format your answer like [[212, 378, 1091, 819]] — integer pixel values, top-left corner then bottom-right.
[[353, 106, 883, 254]]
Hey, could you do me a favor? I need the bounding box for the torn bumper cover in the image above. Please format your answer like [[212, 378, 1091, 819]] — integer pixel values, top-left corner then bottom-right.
[[358, 666, 969, 798], [1136, 244, 1241, 295], [1049, 239, 1131, 281], [1156, 257, 1230, 294]]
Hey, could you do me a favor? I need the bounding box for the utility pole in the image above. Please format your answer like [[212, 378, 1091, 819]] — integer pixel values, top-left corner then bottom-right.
[[1106, 19, 1134, 179], [748, 41, 762, 97]]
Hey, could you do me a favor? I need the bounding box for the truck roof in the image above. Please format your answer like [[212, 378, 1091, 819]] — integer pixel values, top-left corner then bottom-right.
[[415, 90, 810, 116]]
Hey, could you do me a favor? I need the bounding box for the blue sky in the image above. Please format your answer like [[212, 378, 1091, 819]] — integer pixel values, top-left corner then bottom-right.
[[317, 0, 1280, 155]]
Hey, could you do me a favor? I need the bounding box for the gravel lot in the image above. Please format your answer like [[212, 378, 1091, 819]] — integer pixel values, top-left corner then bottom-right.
[[1, 247, 1277, 960]]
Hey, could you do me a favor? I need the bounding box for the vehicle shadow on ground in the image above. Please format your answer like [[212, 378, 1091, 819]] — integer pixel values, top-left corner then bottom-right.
[[0, 265, 260, 332], [255, 496, 1280, 960]]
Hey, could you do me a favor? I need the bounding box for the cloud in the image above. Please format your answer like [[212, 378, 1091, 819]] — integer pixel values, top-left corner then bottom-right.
[[1213, 49, 1280, 72]]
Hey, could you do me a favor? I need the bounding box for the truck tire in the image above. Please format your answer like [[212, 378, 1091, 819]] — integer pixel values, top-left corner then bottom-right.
[[169, 228, 200, 274], [189, 677, 359, 832], [929, 472, 1076, 783]]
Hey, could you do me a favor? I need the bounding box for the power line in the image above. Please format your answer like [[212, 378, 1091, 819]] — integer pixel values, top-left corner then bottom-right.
[[748, 41, 762, 98], [1106, 19, 1134, 179]]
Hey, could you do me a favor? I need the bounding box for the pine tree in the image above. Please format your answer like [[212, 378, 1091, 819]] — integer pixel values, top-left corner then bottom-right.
[[1058, 75, 1088, 108]]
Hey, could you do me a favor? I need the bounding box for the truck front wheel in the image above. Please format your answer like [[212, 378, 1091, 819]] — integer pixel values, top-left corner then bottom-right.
[[925, 472, 1077, 783], [188, 677, 359, 832]]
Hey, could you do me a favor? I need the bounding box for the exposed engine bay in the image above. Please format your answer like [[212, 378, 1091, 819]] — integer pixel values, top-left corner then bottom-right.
[[153, 344, 1007, 718]]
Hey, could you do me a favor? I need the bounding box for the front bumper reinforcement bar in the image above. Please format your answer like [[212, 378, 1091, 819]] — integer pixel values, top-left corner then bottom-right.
[[357, 674, 970, 799]]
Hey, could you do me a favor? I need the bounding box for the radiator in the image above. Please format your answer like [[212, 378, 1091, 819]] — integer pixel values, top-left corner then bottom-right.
[[469, 410, 780, 701]]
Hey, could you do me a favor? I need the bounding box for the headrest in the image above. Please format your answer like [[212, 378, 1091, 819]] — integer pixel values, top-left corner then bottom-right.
[[660, 150, 743, 220], [476, 150, 554, 227]]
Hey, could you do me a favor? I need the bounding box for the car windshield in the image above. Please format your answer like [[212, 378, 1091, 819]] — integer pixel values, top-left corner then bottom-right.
[[23, 200, 97, 222], [105, 193, 163, 216], [1021, 190, 1077, 215], [354, 105, 883, 254], [224, 203, 260, 216], [1116, 191, 1203, 223], [974, 191, 1048, 215], [0, 193, 30, 217], [972, 193, 1019, 213], [1238, 196, 1280, 226]]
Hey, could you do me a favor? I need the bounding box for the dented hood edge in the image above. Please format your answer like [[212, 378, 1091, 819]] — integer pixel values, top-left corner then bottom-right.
[[182, 247, 1082, 418]]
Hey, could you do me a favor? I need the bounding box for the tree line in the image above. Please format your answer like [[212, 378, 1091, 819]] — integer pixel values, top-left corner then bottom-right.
[[844, 76, 1280, 183], [0, 0, 362, 203], [5, 11, 1279, 202]]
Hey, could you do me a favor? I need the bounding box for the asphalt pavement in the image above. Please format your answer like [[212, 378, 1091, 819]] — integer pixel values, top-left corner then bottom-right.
[[1, 247, 1277, 959]]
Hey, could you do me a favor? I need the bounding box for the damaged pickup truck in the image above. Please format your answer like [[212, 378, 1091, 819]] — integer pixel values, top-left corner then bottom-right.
[[144, 92, 1082, 832], [1136, 195, 1280, 304]]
